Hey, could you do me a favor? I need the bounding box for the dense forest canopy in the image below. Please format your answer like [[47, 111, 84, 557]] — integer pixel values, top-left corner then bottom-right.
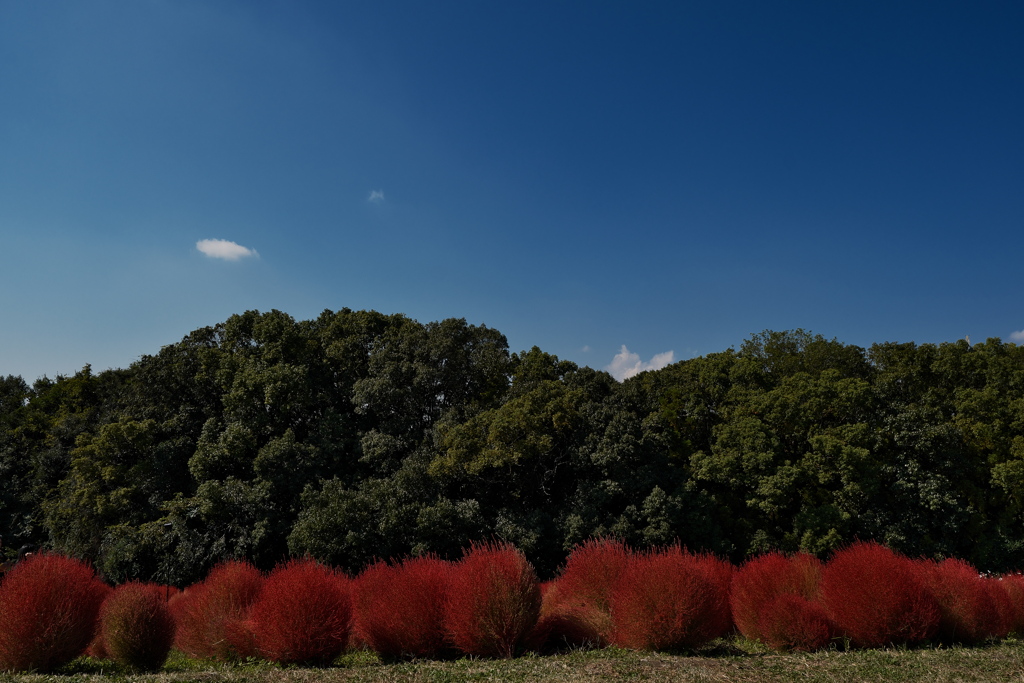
[[2, 309, 1024, 584]]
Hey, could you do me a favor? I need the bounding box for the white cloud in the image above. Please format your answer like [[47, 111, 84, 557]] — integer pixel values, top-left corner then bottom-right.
[[196, 239, 258, 261], [1010, 330, 1024, 343], [582, 345, 591, 353], [368, 189, 385, 203], [605, 345, 675, 381]]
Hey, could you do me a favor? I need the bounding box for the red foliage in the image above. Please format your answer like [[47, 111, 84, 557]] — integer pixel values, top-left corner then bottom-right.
[[998, 573, 1024, 637], [172, 560, 264, 660], [147, 584, 180, 603], [100, 582, 175, 671], [982, 576, 1014, 640], [820, 542, 940, 648], [166, 588, 189, 636], [556, 538, 632, 617], [248, 558, 352, 665], [443, 542, 542, 658], [0, 553, 109, 672], [921, 558, 1000, 645], [85, 632, 109, 661], [353, 556, 453, 659], [730, 551, 824, 643], [758, 594, 834, 652], [609, 546, 732, 651], [525, 580, 608, 653], [525, 539, 633, 652]]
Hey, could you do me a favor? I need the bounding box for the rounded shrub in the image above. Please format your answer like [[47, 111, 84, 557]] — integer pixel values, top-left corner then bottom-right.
[[172, 560, 264, 660], [731, 551, 825, 644], [998, 573, 1024, 637], [982, 576, 1014, 640], [556, 538, 632, 616], [542, 538, 631, 647], [820, 542, 940, 648], [443, 542, 541, 658], [610, 546, 732, 651], [0, 553, 109, 672], [100, 582, 175, 671], [249, 558, 352, 666], [85, 631, 109, 661], [526, 579, 608, 653], [921, 558, 998, 645], [758, 594, 833, 651], [353, 556, 452, 659], [89, 583, 177, 662], [526, 539, 633, 652]]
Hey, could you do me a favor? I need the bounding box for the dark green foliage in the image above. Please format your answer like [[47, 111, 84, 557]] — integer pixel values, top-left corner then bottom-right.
[[4, 311, 1024, 581]]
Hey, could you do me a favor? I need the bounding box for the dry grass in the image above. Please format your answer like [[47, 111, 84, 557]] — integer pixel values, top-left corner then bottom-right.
[[4, 638, 1024, 683]]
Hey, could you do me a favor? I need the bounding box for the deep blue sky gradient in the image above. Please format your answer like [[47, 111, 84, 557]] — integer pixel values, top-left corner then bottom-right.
[[2, 1, 1022, 381]]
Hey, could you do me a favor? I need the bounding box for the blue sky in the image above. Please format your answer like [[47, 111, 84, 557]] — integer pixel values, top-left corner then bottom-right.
[[2, 1, 1023, 383]]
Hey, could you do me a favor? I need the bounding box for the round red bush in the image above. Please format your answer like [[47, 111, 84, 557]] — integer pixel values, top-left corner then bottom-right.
[[100, 582, 175, 671], [731, 551, 824, 642], [0, 553, 109, 672], [443, 542, 541, 658], [999, 573, 1024, 637], [556, 539, 632, 616], [610, 546, 732, 651], [525, 539, 633, 652], [353, 556, 452, 659], [249, 558, 352, 665], [172, 560, 264, 660], [921, 558, 997, 645], [820, 542, 940, 648], [525, 580, 608, 653], [758, 594, 834, 651], [982, 576, 1014, 640]]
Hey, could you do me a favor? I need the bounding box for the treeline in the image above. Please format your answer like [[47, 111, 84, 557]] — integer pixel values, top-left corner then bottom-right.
[[2, 308, 1024, 584]]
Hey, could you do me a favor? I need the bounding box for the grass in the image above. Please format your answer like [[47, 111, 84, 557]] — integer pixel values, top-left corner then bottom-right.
[[3, 638, 1024, 683]]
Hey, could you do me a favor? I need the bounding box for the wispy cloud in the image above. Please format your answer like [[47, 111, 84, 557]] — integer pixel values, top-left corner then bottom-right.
[[605, 345, 675, 381], [368, 189, 385, 203], [196, 239, 258, 261], [1010, 330, 1024, 343]]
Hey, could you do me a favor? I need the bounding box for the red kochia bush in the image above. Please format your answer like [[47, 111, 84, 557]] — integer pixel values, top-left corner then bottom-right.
[[556, 538, 632, 617], [921, 558, 999, 645], [0, 553, 109, 672], [88, 583, 170, 662], [820, 542, 940, 648], [526, 539, 633, 652], [99, 582, 175, 671], [443, 542, 542, 658], [172, 560, 264, 660], [249, 558, 352, 665], [354, 556, 452, 659], [731, 551, 833, 651], [731, 551, 825, 644], [982, 576, 1014, 640], [526, 579, 609, 653], [999, 574, 1024, 637], [758, 594, 833, 652], [610, 546, 732, 651]]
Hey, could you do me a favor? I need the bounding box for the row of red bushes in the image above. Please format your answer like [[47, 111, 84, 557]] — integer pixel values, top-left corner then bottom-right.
[[2, 540, 1023, 672]]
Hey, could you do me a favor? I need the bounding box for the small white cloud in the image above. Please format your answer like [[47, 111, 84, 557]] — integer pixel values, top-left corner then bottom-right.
[[368, 189, 385, 203], [605, 345, 675, 381], [1010, 330, 1024, 343], [582, 345, 591, 353], [196, 239, 258, 261]]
